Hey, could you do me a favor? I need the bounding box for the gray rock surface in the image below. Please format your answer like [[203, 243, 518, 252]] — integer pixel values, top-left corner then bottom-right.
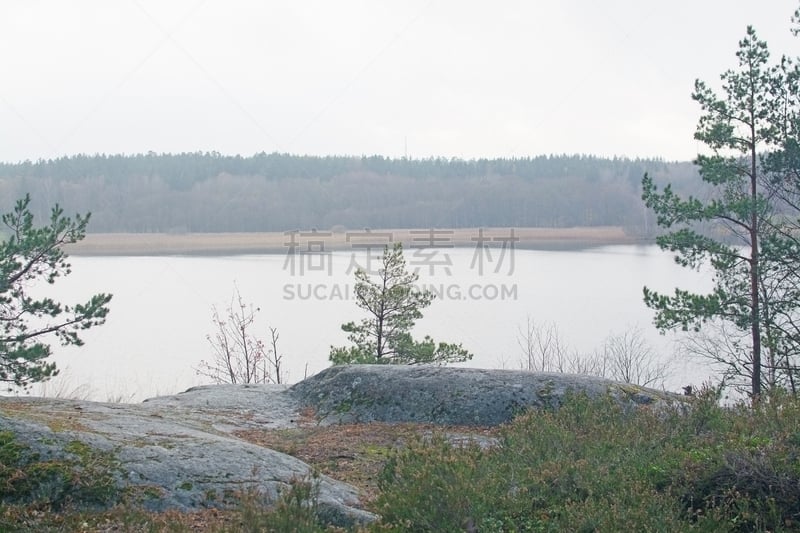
[[289, 364, 679, 426], [0, 384, 375, 527], [1, 365, 680, 526]]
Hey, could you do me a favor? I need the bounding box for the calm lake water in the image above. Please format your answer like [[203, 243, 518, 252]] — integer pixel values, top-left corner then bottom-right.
[[19, 245, 716, 401]]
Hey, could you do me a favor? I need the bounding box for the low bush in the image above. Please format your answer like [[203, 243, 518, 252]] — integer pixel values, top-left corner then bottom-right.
[[375, 393, 800, 532], [234, 472, 326, 533]]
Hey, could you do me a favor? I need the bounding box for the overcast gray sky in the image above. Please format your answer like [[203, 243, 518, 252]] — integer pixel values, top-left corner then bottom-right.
[[0, 1, 797, 163]]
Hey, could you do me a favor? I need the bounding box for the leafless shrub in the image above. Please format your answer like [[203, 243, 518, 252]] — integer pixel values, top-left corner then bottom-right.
[[602, 327, 670, 388], [517, 319, 670, 388], [516, 317, 576, 373], [196, 286, 285, 385], [679, 319, 799, 397]]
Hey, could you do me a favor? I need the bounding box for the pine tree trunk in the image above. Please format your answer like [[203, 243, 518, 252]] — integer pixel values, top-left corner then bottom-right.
[[750, 131, 762, 399]]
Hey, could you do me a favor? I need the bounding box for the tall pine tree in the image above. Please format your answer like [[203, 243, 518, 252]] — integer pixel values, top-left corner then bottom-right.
[[643, 26, 797, 398]]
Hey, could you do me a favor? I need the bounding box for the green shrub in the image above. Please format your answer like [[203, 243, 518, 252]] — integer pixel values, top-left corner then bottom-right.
[[234, 472, 328, 533], [373, 393, 800, 532], [377, 435, 495, 531]]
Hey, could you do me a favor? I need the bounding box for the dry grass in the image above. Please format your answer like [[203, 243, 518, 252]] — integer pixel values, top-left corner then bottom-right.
[[65, 227, 637, 256], [235, 422, 499, 508], [0, 399, 93, 433]]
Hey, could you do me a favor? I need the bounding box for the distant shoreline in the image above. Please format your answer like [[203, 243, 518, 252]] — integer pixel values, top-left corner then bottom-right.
[[64, 227, 648, 256]]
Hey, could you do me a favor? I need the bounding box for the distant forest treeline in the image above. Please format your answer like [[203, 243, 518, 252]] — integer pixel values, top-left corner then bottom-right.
[[0, 152, 700, 233]]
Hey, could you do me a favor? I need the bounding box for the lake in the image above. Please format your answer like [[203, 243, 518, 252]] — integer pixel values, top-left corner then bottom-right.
[[18, 245, 715, 401]]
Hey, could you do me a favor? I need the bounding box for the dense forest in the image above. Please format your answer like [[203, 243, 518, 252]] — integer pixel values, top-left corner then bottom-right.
[[0, 152, 700, 233]]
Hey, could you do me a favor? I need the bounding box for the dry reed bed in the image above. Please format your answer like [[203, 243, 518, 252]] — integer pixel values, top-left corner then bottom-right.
[[65, 226, 638, 256]]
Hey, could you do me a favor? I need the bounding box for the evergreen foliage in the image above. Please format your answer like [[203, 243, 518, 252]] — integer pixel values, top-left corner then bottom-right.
[[0, 195, 111, 390], [330, 243, 472, 365], [643, 26, 800, 398]]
